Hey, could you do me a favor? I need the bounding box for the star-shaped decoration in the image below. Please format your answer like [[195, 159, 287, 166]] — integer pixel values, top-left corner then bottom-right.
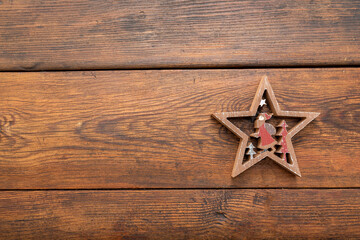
[[212, 76, 319, 177], [260, 99, 266, 107]]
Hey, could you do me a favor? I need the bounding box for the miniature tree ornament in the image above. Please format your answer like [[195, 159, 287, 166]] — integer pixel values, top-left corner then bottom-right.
[[246, 143, 257, 160], [276, 120, 290, 161], [212, 76, 319, 177]]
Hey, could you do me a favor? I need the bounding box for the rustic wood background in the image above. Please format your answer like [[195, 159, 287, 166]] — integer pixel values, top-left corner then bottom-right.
[[0, 0, 359, 239], [1, 0, 360, 70]]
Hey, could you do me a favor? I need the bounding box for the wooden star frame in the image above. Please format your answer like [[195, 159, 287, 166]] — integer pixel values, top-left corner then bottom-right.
[[212, 76, 319, 177]]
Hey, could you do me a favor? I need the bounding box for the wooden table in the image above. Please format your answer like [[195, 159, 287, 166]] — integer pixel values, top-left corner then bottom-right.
[[0, 1, 359, 239]]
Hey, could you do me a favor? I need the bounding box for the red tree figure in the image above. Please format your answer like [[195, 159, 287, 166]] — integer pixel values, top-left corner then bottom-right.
[[276, 120, 289, 160]]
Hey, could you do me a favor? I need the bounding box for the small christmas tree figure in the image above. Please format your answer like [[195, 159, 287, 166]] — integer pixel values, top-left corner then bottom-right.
[[246, 143, 257, 160], [276, 120, 289, 160]]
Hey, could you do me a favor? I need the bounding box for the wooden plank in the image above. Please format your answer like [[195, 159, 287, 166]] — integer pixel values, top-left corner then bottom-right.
[[0, 189, 359, 239], [0, 0, 360, 70], [0, 69, 359, 189]]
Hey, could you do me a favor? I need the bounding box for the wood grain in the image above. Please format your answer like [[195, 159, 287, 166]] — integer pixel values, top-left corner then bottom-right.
[[0, 0, 360, 71], [0, 69, 358, 189], [0, 189, 359, 239]]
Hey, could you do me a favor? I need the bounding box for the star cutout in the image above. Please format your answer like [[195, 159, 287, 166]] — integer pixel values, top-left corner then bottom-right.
[[212, 76, 319, 177], [260, 99, 266, 107]]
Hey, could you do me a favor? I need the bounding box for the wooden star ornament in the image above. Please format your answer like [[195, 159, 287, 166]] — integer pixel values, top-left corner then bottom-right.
[[212, 76, 319, 177]]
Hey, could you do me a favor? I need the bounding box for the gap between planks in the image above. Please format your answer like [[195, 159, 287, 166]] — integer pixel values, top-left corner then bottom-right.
[[0, 187, 359, 192], [1, 64, 360, 72]]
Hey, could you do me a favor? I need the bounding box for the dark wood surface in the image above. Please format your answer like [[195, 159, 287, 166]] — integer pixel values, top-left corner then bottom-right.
[[0, 69, 358, 189], [0, 0, 360, 71], [1, 1, 359, 238], [0, 189, 359, 239]]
